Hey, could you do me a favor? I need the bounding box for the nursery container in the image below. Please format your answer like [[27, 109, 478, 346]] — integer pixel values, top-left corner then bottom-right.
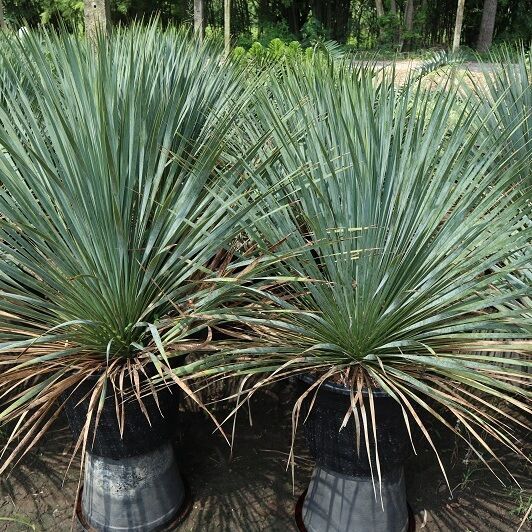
[[296, 375, 414, 532], [63, 367, 188, 531]]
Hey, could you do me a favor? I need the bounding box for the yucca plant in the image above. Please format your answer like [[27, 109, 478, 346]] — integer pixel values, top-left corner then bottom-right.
[[173, 60, 532, 531], [0, 22, 270, 529]]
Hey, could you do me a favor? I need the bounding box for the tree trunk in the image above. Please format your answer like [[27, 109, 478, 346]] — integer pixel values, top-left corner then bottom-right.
[[452, 0, 466, 52], [194, 0, 205, 40], [232, 0, 251, 37], [404, 0, 414, 32], [257, 0, 271, 26], [0, 0, 5, 29], [420, 0, 427, 45], [374, 0, 385, 42], [389, 0, 401, 46], [401, 0, 415, 50], [84, 0, 111, 39], [375, 0, 384, 18], [224, 0, 230, 58], [476, 0, 497, 53]]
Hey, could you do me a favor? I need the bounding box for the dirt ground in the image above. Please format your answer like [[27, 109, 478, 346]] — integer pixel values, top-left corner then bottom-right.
[[0, 380, 530, 532], [360, 59, 499, 88]]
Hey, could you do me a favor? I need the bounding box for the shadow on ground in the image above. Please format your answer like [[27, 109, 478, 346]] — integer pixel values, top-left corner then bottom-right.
[[176, 383, 313, 532], [0, 426, 79, 531], [406, 418, 531, 532]]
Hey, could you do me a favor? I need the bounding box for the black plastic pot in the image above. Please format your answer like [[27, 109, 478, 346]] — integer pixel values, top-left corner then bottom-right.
[[296, 374, 413, 532], [63, 366, 180, 459], [62, 362, 188, 532]]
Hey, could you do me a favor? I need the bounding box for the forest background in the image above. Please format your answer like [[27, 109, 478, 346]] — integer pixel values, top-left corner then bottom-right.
[[1, 0, 530, 55]]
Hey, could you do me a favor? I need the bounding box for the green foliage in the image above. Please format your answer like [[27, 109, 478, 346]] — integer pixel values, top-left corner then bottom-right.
[[376, 13, 400, 47], [507, 487, 532, 520], [256, 20, 296, 46], [233, 45, 247, 60], [3, 0, 188, 28], [40, 0, 84, 30], [233, 36, 313, 64], [247, 40, 264, 57], [3, 0, 42, 26], [4, 0, 87, 27], [2, 1, 528, 52], [492, 0, 532, 45], [268, 37, 285, 57], [267, 37, 305, 60], [301, 11, 330, 46]]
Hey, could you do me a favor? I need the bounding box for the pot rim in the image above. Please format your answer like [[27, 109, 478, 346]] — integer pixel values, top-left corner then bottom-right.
[[298, 373, 390, 398]]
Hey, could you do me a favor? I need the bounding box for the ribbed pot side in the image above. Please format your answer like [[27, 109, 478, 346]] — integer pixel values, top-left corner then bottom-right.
[[63, 371, 185, 532], [298, 375, 412, 532]]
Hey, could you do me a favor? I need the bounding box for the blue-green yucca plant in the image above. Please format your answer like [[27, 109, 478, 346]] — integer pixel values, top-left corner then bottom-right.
[[176, 59, 531, 496], [0, 24, 264, 473]]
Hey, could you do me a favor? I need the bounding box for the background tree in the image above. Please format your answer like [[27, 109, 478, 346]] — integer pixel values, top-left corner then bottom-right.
[[452, 0, 466, 52], [224, 0, 230, 57], [374, 0, 384, 41], [306, 1, 350, 42], [0, 0, 5, 29], [477, 0, 497, 52], [84, 0, 111, 38], [401, 0, 415, 50], [194, 0, 205, 40]]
